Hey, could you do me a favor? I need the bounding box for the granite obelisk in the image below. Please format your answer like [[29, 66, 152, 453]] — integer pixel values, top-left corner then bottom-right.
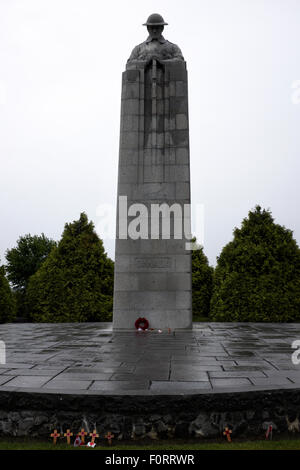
[[113, 14, 192, 330]]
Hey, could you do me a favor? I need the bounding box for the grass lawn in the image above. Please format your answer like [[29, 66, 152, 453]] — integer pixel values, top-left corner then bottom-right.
[[0, 438, 300, 450]]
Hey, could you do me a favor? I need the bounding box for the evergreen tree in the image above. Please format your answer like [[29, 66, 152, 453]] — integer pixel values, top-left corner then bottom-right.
[[0, 262, 16, 323], [192, 240, 214, 319], [26, 213, 114, 322], [210, 206, 300, 322]]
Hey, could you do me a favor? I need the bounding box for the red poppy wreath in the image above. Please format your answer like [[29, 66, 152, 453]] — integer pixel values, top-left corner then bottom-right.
[[135, 317, 149, 330]]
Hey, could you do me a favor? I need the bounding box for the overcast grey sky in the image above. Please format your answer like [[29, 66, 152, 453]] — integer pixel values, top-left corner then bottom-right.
[[0, 0, 299, 266]]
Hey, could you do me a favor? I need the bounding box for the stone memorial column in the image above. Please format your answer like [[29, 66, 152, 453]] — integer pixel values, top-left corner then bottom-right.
[[113, 14, 192, 330]]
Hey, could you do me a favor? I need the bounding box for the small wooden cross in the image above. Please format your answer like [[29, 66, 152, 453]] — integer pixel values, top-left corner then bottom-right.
[[50, 429, 61, 444], [89, 429, 99, 444], [266, 424, 273, 440], [79, 428, 87, 444], [64, 429, 73, 445], [105, 431, 115, 445], [223, 427, 232, 442]]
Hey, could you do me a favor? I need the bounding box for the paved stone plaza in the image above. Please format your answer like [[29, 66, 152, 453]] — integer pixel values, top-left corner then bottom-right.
[[0, 322, 299, 395]]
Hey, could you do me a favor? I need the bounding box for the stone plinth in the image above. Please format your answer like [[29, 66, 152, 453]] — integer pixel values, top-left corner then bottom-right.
[[113, 59, 192, 330]]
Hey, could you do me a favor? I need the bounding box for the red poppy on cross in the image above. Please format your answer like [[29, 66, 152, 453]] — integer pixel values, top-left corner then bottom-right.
[[89, 430, 99, 444], [50, 429, 60, 444], [79, 428, 87, 443], [64, 429, 73, 445], [223, 427, 232, 442], [105, 431, 115, 445]]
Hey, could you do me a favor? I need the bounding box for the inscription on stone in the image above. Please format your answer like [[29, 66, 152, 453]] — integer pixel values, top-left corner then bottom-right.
[[134, 257, 173, 270]]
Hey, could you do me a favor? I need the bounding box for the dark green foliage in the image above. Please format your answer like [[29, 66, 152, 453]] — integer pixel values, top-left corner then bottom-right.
[[210, 206, 300, 322], [6, 234, 56, 290], [26, 213, 114, 322], [192, 239, 214, 319], [0, 263, 16, 323], [12, 289, 28, 320]]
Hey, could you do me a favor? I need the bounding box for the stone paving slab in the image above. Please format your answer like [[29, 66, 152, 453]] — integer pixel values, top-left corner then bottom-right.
[[0, 322, 299, 394]]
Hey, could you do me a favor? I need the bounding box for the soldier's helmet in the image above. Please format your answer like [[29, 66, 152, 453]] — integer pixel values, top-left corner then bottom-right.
[[143, 13, 168, 26]]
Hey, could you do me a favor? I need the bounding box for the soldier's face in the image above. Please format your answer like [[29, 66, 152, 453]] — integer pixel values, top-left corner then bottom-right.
[[147, 25, 164, 39]]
